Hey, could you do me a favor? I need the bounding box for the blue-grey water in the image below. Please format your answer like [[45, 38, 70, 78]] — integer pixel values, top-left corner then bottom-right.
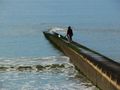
[[0, 0, 120, 89]]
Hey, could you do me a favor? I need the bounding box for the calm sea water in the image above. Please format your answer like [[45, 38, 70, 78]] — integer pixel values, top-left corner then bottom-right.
[[0, 0, 120, 89]]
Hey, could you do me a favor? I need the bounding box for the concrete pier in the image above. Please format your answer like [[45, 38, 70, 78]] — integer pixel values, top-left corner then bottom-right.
[[43, 31, 120, 90]]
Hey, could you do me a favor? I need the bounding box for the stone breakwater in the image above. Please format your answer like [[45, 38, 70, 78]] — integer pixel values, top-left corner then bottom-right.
[[43, 31, 120, 90]]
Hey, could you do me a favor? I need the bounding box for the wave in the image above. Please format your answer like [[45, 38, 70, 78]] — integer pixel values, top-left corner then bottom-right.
[[0, 63, 71, 72], [0, 56, 74, 72], [0, 57, 97, 90]]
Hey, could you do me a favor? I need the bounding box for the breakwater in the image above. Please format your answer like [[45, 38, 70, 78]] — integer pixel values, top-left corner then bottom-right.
[[43, 31, 120, 90]]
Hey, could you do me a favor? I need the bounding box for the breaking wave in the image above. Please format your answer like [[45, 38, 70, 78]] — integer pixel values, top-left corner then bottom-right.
[[0, 56, 98, 90], [0, 63, 74, 72], [0, 56, 74, 72]]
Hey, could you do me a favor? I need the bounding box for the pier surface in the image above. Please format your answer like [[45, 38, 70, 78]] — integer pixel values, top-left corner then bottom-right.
[[43, 31, 120, 90]]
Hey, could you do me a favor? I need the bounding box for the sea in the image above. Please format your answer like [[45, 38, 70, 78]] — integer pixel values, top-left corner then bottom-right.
[[0, 0, 120, 90]]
